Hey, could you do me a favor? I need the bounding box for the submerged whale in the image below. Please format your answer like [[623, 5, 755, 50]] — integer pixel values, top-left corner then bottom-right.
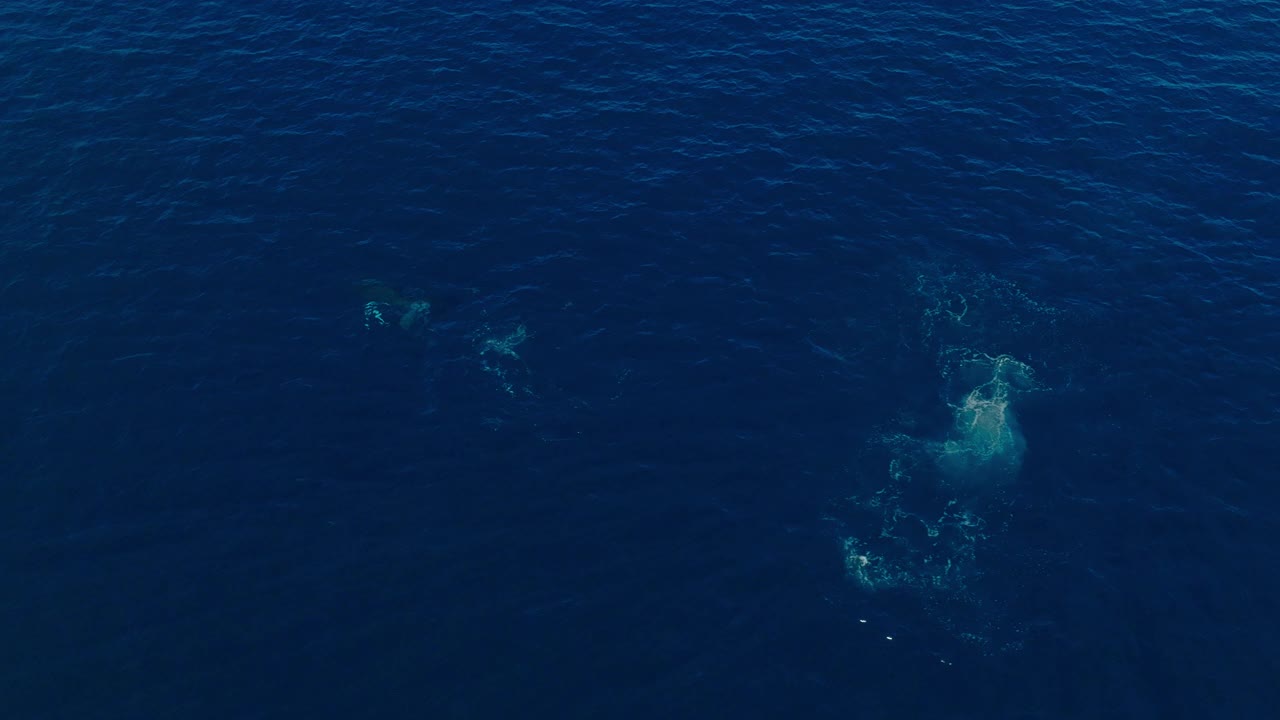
[[356, 279, 431, 332]]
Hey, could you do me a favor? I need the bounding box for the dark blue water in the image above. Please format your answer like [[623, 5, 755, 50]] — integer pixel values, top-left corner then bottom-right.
[[4, 1, 1278, 717]]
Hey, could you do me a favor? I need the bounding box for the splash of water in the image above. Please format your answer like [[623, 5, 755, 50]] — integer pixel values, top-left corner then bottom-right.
[[936, 351, 1035, 487], [837, 271, 1054, 647]]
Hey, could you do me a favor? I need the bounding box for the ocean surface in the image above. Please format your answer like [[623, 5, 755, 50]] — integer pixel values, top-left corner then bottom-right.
[[3, 1, 1278, 717]]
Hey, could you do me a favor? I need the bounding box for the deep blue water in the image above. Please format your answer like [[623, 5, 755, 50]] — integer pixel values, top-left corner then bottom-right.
[[3, 1, 1279, 717]]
